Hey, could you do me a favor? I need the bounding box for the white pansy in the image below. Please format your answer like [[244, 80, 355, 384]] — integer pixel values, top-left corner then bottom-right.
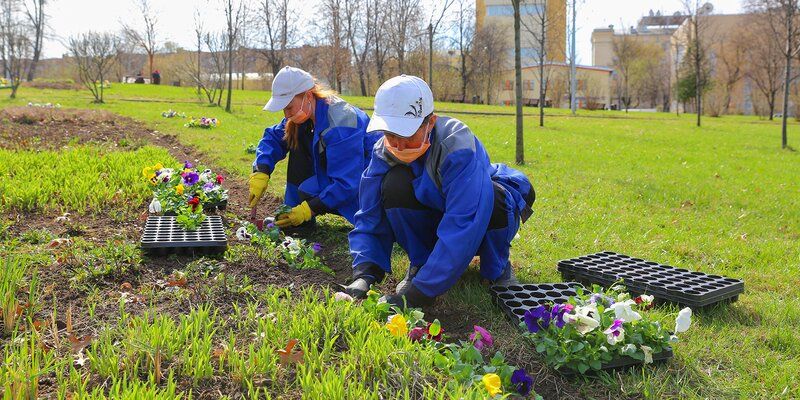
[[621, 343, 636, 354], [235, 226, 251, 241], [566, 305, 601, 335], [148, 198, 162, 213], [675, 307, 692, 333], [640, 345, 654, 364], [640, 294, 654, 304], [610, 300, 642, 322]]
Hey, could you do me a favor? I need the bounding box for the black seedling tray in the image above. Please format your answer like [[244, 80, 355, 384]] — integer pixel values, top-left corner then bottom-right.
[[141, 215, 227, 255], [559, 347, 674, 375], [558, 252, 743, 307], [489, 282, 583, 324]]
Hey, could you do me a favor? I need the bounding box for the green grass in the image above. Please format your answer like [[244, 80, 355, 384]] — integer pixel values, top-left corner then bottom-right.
[[0, 145, 175, 215], [2, 84, 800, 398]]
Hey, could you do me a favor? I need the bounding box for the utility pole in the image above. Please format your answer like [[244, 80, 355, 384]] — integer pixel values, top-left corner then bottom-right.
[[569, 0, 577, 115]]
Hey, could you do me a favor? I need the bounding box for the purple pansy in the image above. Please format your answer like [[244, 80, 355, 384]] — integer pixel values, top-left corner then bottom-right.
[[550, 303, 573, 329], [524, 305, 551, 333], [184, 161, 193, 169], [182, 172, 200, 185], [511, 368, 534, 396], [312, 242, 322, 253]]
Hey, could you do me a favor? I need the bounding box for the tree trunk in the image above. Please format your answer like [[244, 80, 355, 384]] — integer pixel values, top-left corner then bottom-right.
[[225, 43, 233, 112], [358, 63, 367, 96], [782, 54, 791, 148], [148, 52, 154, 77], [513, 1, 524, 165], [538, 58, 545, 127]]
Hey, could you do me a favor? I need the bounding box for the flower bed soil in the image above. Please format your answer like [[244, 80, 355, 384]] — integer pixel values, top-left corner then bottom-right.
[[0, 107, 629, 400]]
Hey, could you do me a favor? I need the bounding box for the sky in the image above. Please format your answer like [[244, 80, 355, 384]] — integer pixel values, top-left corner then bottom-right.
[[43, 0, 745, 66]]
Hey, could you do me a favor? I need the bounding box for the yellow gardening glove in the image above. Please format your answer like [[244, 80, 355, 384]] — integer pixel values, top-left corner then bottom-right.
[[276, 201, 313, 228], [248, 172, 270, 208]]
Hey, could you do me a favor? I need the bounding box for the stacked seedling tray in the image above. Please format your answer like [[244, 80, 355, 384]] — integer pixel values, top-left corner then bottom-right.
[[558, 251, 744, 308], [141, 215, 227, 255], [489, 282, 583, 324], [489, 282, 673, 373]]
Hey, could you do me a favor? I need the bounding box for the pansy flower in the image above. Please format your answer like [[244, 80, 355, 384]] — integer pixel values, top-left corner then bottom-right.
[[524, 305, 551, 333], [188, 196, 200, 211], [603, 319, 625, 345], [182, 171, 200, 186], [386, 314, 408, 337], [482, 373, 502, 397], [511, 369, 533, 396], [469, 325, 493, 350]]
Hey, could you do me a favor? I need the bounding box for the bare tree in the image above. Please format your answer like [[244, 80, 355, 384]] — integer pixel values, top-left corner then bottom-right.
[[256, 0, 296, 76], [472, 23, 508, 104], [23, 0, 45, 81], [122, 0, 159, 77], [682, 0, 711, 127], [370, 0, 391, 83], [612, 26, 641, 112], [717, 31, 746, 114], [745, 13, 785, 120], [387, 0, 421, 74], [452, 0, 476, 103], [343, 0, 371, 95], [0, 0, 32, 98], [747, 0, 800, 148], [319, 0, 347, 92], [521, 0, 564, 126], [68, 32, 118, 103], [222, 0, 245, 112], [512, 0, 524, 165], [426, 0, 455, 89], [206, 32, 229, 106]]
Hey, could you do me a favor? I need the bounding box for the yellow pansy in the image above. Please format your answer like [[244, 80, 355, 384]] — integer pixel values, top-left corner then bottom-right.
[[385, 314, 408, 337], [142, 166, 155, 179], [154, 163, 164, 170], [482, 373, 502, 397], [175, 184, 185, 195]]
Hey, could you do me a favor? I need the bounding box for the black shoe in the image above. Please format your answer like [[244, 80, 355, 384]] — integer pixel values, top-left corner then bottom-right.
[[339, 277, 373, 299], [395, 266, 420, 294], [491, 264, 519, 287]]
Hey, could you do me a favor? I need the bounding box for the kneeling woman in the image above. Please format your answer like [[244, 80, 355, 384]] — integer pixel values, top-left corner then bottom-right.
[[249, 66, 375, 228]]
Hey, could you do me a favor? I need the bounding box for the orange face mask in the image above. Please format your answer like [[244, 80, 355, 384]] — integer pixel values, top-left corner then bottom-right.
[[385, 123, 431, 164], [288, 94, 311, 124]]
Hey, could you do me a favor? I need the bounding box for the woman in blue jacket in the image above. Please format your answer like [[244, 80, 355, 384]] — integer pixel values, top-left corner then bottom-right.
[[249, 66, 375, 228], [343, 75, 535, 308]]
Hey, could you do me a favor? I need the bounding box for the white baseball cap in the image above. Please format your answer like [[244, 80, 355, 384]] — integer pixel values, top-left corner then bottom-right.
[[367, 75, 434, 138], [263, 66, 315, 112]]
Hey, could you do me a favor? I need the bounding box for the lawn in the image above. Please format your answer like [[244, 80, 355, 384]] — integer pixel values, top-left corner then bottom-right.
[[1, 83, 799, 399]]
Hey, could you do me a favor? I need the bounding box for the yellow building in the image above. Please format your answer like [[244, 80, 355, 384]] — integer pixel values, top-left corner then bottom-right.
[[475, 0, 566, 63]]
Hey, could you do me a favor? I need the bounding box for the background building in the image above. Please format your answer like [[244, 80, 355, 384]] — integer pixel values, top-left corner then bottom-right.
[[476, 0, 613, 108], [590, 5, 774, 115], [476, 0, 566, 64]]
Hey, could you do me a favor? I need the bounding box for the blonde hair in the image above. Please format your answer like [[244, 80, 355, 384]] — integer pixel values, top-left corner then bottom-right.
[[284, 83, 339, 150]]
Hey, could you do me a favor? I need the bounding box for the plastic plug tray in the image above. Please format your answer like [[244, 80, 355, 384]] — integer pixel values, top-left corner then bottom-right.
[[140, 215, 227, 255]]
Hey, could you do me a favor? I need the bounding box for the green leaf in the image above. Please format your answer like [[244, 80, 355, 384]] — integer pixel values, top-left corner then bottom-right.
[[429, 319, 441, 337], [577, 362, 590, 374]]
